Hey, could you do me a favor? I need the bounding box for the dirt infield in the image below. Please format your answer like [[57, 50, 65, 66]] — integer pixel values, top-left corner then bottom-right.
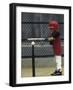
[[21, 67, 64, 77], [21, 57, 64, 77]]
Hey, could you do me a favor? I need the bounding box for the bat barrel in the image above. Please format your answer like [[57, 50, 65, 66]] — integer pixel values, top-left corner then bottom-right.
[[25, 38, 48, 41]]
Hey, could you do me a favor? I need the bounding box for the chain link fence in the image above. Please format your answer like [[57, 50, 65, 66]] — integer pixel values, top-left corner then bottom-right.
[[22, 12, 64, 40], [21, 12, 64, 57]]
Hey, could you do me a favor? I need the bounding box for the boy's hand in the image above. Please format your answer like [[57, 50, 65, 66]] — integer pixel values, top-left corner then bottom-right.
[[48, 37, 55, 45], [48, 37, 55, 41]]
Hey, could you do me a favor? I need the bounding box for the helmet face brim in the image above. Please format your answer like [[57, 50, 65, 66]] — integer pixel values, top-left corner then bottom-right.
[[48, 21, 59, 31]]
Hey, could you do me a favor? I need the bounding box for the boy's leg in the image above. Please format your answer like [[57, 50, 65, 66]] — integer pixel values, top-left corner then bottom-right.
[[55, 56, 62, 70], [51, 56, 62, 76]]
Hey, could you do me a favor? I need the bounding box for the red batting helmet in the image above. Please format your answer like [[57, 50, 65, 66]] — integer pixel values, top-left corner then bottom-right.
[[48, 21, 59, 31]]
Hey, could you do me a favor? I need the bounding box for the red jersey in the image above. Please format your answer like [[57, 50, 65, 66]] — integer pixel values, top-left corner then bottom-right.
[[53, 36, 61, 55], [51, 31, 61, 55]]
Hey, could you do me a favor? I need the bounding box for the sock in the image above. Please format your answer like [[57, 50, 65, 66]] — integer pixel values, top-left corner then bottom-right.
[[55, 56, 62, 71]]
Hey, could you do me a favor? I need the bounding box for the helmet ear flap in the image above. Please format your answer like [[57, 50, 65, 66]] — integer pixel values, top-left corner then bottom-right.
[[48, 21, 59, 31]]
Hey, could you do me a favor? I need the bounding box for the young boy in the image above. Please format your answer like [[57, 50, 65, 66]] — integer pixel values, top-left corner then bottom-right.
[[48, 21, 62, 76]]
